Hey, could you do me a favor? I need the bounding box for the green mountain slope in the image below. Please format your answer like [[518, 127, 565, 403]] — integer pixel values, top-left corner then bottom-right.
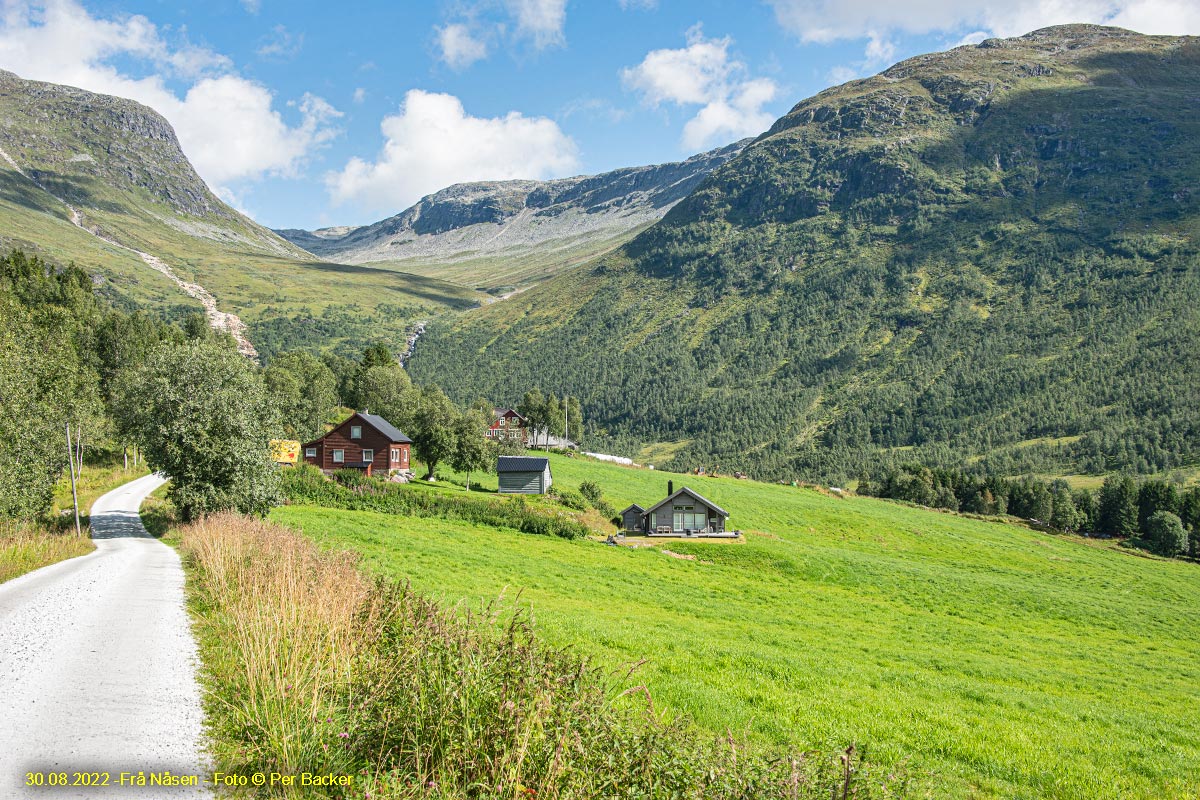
[[409, 25, 1200, 482], [0, 69, 479, 359]]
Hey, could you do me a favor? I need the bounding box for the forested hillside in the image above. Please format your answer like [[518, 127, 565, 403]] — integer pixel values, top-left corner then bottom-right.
[[409, 25, 1200, 482]]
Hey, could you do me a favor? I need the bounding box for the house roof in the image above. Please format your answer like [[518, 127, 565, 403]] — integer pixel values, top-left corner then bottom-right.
[[497, 455, 550, 473], [493, 407, 528, 422], [643, 486, 729, 518], [619, 503, 645, 514], [358, 412, 412, 443]]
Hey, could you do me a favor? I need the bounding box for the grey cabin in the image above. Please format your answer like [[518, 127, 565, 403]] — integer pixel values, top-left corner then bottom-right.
[[497, 455, 553, 494], [619, 503, 646, 533], [622, 482, 733, 537]]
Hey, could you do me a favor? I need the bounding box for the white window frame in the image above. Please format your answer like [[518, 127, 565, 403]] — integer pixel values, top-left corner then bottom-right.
[[305, 447, 317, 458], [391, 448, 400, 462], [350, 425, 362, 439], [332, 449, 344, 464], [361, 449, 374, 463]]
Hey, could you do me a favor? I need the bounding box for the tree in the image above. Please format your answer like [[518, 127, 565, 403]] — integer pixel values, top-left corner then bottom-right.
[[1137, 480, 1180, 533], [1179, 488, 1200, 559], [1143, 511, 1187, 557], [0, 297, 92, 520], [264, 352, 340, 442], [1049, 481, 1083, 532], [114, 339, 281, 521], [409, 385, 459, 480], [565, 396, 583, 446], [518, 388, 547, 448], [354, 363, 414, 428], [1099, 476, 1139, 537], [1072, 488, 1099, 533], [449, 410, 491, 492]]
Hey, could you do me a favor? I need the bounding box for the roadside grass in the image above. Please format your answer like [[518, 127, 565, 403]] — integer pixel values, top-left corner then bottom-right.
[[0, 522, 93, 584], [271, 452, 1200, 800], [175, 512, 907, 799], [0, 456, 151, 584]]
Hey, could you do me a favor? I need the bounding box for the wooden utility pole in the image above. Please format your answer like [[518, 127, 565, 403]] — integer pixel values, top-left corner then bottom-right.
[[65, 423, 81, 537]]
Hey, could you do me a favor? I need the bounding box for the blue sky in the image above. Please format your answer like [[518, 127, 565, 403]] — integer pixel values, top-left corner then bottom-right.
[[1, 1, 1196, 230]]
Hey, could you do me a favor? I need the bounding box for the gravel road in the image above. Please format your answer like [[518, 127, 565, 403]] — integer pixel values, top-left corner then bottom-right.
[[0, 474, 210, 798]]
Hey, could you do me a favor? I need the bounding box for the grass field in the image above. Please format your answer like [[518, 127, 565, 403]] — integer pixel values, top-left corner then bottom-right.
[[272, 453, 1200, 800]]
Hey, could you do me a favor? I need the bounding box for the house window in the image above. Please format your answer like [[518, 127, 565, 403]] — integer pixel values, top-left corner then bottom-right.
[[391, 449, 400, 462], [350, 425, 362, 439], [673, 509, 707, 530], [305, 447, 317, 458], [362, 449, 374, 463], [333, 449, 344, 463]]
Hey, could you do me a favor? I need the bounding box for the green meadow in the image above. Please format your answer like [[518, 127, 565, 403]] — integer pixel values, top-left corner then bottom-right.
[[271, 453, 1200, 800]]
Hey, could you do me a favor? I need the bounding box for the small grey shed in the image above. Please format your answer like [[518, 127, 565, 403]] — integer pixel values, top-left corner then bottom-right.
[[619, 503, 646, 533], [497, 455, 553, 494]]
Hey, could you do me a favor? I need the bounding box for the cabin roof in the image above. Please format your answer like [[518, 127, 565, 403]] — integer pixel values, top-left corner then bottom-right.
[[643, 487, 729, 518], [497, 456, 550, 472], [358, 412, 413, 443]]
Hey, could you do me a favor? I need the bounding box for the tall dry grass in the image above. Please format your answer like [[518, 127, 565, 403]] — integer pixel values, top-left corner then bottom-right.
[[181, 513, 383, 779], [177, 514, 911, 799]]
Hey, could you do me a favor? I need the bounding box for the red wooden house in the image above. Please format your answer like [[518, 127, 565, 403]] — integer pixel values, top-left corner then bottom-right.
[[486, 407, 528, 444], [302, 411, 413, 478]]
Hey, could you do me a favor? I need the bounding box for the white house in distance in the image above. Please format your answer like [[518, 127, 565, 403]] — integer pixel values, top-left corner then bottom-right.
[[497, 456, 553, 494]]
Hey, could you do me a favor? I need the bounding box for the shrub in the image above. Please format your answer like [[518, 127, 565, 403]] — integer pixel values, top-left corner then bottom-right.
[[283, 466, 592, 540], [1143, 511, 1188, 557]]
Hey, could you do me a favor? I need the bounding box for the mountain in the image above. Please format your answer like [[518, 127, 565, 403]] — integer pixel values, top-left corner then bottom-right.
[[0, 69, 478, 359], [275, 141, 747, 293], [408, 25, 1200, 482]]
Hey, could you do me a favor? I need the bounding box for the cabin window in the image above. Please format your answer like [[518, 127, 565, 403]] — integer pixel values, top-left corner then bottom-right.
[[391, 449, 400, 462], [350, 425, 362, 439], [362, 449, 374, 463], [332, 449, 344, 463], [305, 447, 316, 458]]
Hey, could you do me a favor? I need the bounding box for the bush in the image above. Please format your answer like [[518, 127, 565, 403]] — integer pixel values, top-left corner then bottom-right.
[[548, 484, 589, 511], [1143, 511, 1188, 557], [284, 466, 591, 540]]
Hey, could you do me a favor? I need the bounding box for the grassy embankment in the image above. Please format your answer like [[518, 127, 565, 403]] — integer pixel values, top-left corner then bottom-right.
[[0, 457, 150, 584], [172, 508, 906, 799], [272, 452, 1200, 800]]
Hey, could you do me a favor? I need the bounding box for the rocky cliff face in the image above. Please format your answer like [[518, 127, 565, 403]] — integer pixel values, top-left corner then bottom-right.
[[275, 140, 747, 267]]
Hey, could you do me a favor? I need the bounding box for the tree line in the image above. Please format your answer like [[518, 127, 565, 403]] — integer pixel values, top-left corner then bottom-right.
[[860, 463, 1200, 559], [0, 247, 581, 527]]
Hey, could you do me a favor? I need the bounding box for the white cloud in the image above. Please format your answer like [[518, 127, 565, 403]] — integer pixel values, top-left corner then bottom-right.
[[503, 0, 567, 48], [0, 0, 339, 193], [256, 24, 303, 59], [437, 22, 489, 69], [619, 0, 658, 10], [621, 27, 778, 149], [353, 87, 367, 103], [327, 89, 580, 215], [826, 29, 899, 82], [765, 0, 1200, 43]]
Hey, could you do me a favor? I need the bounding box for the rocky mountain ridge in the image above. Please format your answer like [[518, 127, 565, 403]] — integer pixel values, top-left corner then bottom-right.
[[275, 140, 747, 276]]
